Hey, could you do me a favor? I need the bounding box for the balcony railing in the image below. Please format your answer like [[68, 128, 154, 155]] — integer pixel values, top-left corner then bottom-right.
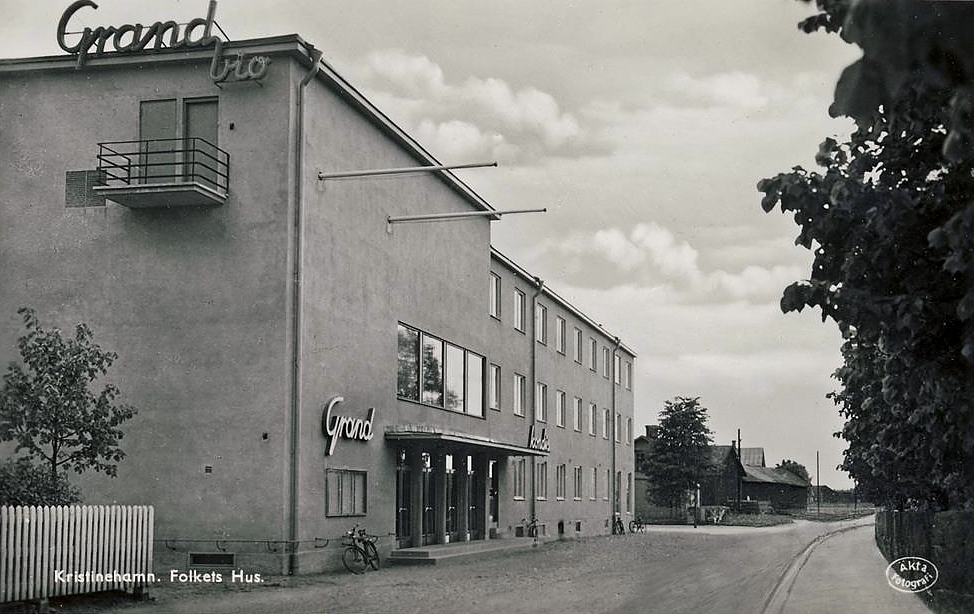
[[94, 138, 230, 208]]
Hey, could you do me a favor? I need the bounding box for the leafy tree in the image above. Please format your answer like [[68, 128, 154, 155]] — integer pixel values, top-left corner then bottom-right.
[[758, 1, 974, 509], [0, 457, 81, 506], [776, 459, 810, 484], [641, 396, 714, 508], [0, 308, 137, 482]]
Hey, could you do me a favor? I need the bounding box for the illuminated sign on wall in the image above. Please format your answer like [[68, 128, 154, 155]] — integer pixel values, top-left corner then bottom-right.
[[528, 424, 550, 452], [321, 396, 375, 456], [56, 0, 271, 85]]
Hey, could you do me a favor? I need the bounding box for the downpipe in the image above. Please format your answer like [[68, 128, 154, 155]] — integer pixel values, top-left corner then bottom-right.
[[529, 276, 544, 530], [287, 45, 324, 576]]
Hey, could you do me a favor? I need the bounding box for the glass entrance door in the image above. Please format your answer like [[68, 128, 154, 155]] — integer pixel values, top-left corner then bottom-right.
[[489, 460, 498, 529], [468, 461, 485, 540], [421, 453, 436, 545], [395, 450, 411, 548]]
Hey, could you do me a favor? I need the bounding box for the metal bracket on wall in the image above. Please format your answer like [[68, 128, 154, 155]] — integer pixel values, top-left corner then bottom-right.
[[216, 540, 228, 552]]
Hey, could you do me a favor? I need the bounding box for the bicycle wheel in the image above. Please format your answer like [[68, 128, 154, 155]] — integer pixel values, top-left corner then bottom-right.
[[628, 520, 638, 533], [342, 546, 368, 574], [364, 540, 380, 571]]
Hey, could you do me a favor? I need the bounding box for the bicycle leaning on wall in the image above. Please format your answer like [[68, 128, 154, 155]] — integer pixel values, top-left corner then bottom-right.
[[342, 525, 380, 574]]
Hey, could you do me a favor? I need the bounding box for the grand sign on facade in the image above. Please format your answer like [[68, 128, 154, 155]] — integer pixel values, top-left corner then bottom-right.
[[321, 396, 375, 456], [56, 0, 270, 84]]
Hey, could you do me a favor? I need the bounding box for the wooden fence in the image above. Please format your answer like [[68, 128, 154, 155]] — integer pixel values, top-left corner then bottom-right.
[[0, 505, 154, 604]]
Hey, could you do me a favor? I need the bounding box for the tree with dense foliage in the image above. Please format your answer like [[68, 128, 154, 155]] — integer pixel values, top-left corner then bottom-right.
[[758, 0, 974, 509], [775, 459, 810, 484], [0, 457, 81, 506], [640, 396, 714, 509], [0, 308, 138, 486]]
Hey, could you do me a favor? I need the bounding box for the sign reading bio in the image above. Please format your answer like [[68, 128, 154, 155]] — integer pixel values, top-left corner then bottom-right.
[[527, 424, 550, 452], [321, 396, 375, 456], [56, 0, 270, 84]]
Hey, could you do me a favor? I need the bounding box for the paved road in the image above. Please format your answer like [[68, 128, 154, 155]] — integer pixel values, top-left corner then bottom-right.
[[93, 516, 930, 614]]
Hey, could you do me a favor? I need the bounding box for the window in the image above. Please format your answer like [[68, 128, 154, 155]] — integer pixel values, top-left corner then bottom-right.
[[602, 347, 610, 378], [467, 353, 484, 418], [555, 317, 566, 354], [397, 323, 484, 415], [489, 273, 501, 319], [556, 464, 566, 500], [591, 467, 598, 500], [626, 417, 633, 444], [397, 324, 420, 400], [535, 303, 547, 344], [615, 413, 622, 442], [514, 373, 526, 416], [626, 362, 632, 390], [488, 364, 501, 411], [615, 471, 622, 510], [422, 335, 444, 406], [514, 289, 526, 332], [574, 328, 583, 363], [589, 338, 597, 371], [603, 408, 610, 439], [573, 466, 583, 500], [605, 469, 611, 501], [537, 382, 548, 422], [556, 390, 566, 428], [589, 403, 597, 436], [536, 462, 548, 500], [513, 458, 525, 499], [445, 344, 465, 412], [627, 473, 633, 513], [573, 397, 583, 431], [325, 469, 366, 516], [614, 354, 621, 384]]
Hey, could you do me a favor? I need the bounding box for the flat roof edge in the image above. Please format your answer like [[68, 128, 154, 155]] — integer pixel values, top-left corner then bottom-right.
[[0, 34, 495, 215], [490, 246, 638, 358]]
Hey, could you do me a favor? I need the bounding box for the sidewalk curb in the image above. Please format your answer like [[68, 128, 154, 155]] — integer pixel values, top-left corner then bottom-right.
[[760, 520, 875, 614]]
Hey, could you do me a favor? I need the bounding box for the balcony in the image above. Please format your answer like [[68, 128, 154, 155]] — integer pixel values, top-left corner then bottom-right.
[[94, 138, 229, 208]]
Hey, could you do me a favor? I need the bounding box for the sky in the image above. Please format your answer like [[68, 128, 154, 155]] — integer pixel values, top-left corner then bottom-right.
[[1, 0, 862, 487]]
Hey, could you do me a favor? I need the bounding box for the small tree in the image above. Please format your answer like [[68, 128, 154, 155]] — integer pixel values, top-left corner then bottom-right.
[[776, 459, 810, 484], [0, 457, 81, 506], [642, 396, 714, 509], [0, 308, 137, 483]]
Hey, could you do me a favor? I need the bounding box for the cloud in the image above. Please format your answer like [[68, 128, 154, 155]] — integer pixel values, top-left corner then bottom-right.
[[350, 49, 589, 162], [667, 71, 770, 109], [532, 222, 806, 305]]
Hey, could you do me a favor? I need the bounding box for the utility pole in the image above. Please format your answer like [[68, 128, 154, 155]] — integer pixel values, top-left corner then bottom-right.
[[816, 451, 821, 517], [736, 429, 742, 511]]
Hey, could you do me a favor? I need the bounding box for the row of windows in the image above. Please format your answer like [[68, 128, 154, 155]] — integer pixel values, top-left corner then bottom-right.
[[485, 366, 633, 443], [397, 324, 485, 417], [512, 461, 634, 512], [489, 273, 633, 389]]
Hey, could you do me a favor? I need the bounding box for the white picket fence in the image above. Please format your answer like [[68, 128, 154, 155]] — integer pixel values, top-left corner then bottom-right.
[[0, 505, 154, 604]]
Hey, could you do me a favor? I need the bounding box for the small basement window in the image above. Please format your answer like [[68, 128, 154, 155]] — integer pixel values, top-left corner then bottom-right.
[[189, 553, 235, 567]]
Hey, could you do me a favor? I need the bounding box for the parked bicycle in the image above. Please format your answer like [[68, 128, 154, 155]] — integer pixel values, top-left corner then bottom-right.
[[613, 515, 626, 535], [521, 517, 540, 539], [342, 525, 380, 574], [628, 517, 645, 533]]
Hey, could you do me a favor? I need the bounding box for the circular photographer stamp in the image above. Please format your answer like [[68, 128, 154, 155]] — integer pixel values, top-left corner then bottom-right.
[[885, 556, 938, 593]]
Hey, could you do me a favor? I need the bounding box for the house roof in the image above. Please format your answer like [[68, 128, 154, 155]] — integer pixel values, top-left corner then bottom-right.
[[707, 445, 735, 465], [739, 447, 766, 467], [742, 465, 809, 487]]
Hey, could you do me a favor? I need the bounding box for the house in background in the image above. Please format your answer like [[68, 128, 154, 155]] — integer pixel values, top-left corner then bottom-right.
[[738, 447, 810, 512]]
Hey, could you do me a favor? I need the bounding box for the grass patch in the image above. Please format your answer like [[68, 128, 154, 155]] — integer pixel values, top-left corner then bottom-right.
[[793, 506, 877, 522], [719, 513, 794, 527]]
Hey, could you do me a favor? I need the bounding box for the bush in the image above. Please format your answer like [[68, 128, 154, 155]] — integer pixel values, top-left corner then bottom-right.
[[0, 457, 81, 506]]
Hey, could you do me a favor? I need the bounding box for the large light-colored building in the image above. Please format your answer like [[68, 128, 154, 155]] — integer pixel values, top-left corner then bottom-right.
[[0, 5, 636, 574]]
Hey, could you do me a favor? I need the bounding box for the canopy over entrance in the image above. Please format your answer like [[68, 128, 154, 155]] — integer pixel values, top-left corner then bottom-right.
[[384, 425, 548, 457]]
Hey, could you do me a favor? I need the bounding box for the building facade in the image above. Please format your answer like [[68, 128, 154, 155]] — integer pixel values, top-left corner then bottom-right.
[[0, 9, 636, 575]]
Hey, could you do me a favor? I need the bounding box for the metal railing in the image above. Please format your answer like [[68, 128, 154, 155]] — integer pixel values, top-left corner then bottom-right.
[[96, 138, 229, 195]]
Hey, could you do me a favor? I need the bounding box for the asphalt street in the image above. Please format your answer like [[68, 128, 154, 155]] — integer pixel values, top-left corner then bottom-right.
[[92, 516, 931, 614]]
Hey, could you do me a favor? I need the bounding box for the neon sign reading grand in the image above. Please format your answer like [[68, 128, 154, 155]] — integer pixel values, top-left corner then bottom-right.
[[57, 0, 219, 69]]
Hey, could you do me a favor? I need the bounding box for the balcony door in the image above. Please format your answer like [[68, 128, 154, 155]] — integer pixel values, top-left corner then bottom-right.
[[138, 99, 177, 184], [183, 99, 219, 190]]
